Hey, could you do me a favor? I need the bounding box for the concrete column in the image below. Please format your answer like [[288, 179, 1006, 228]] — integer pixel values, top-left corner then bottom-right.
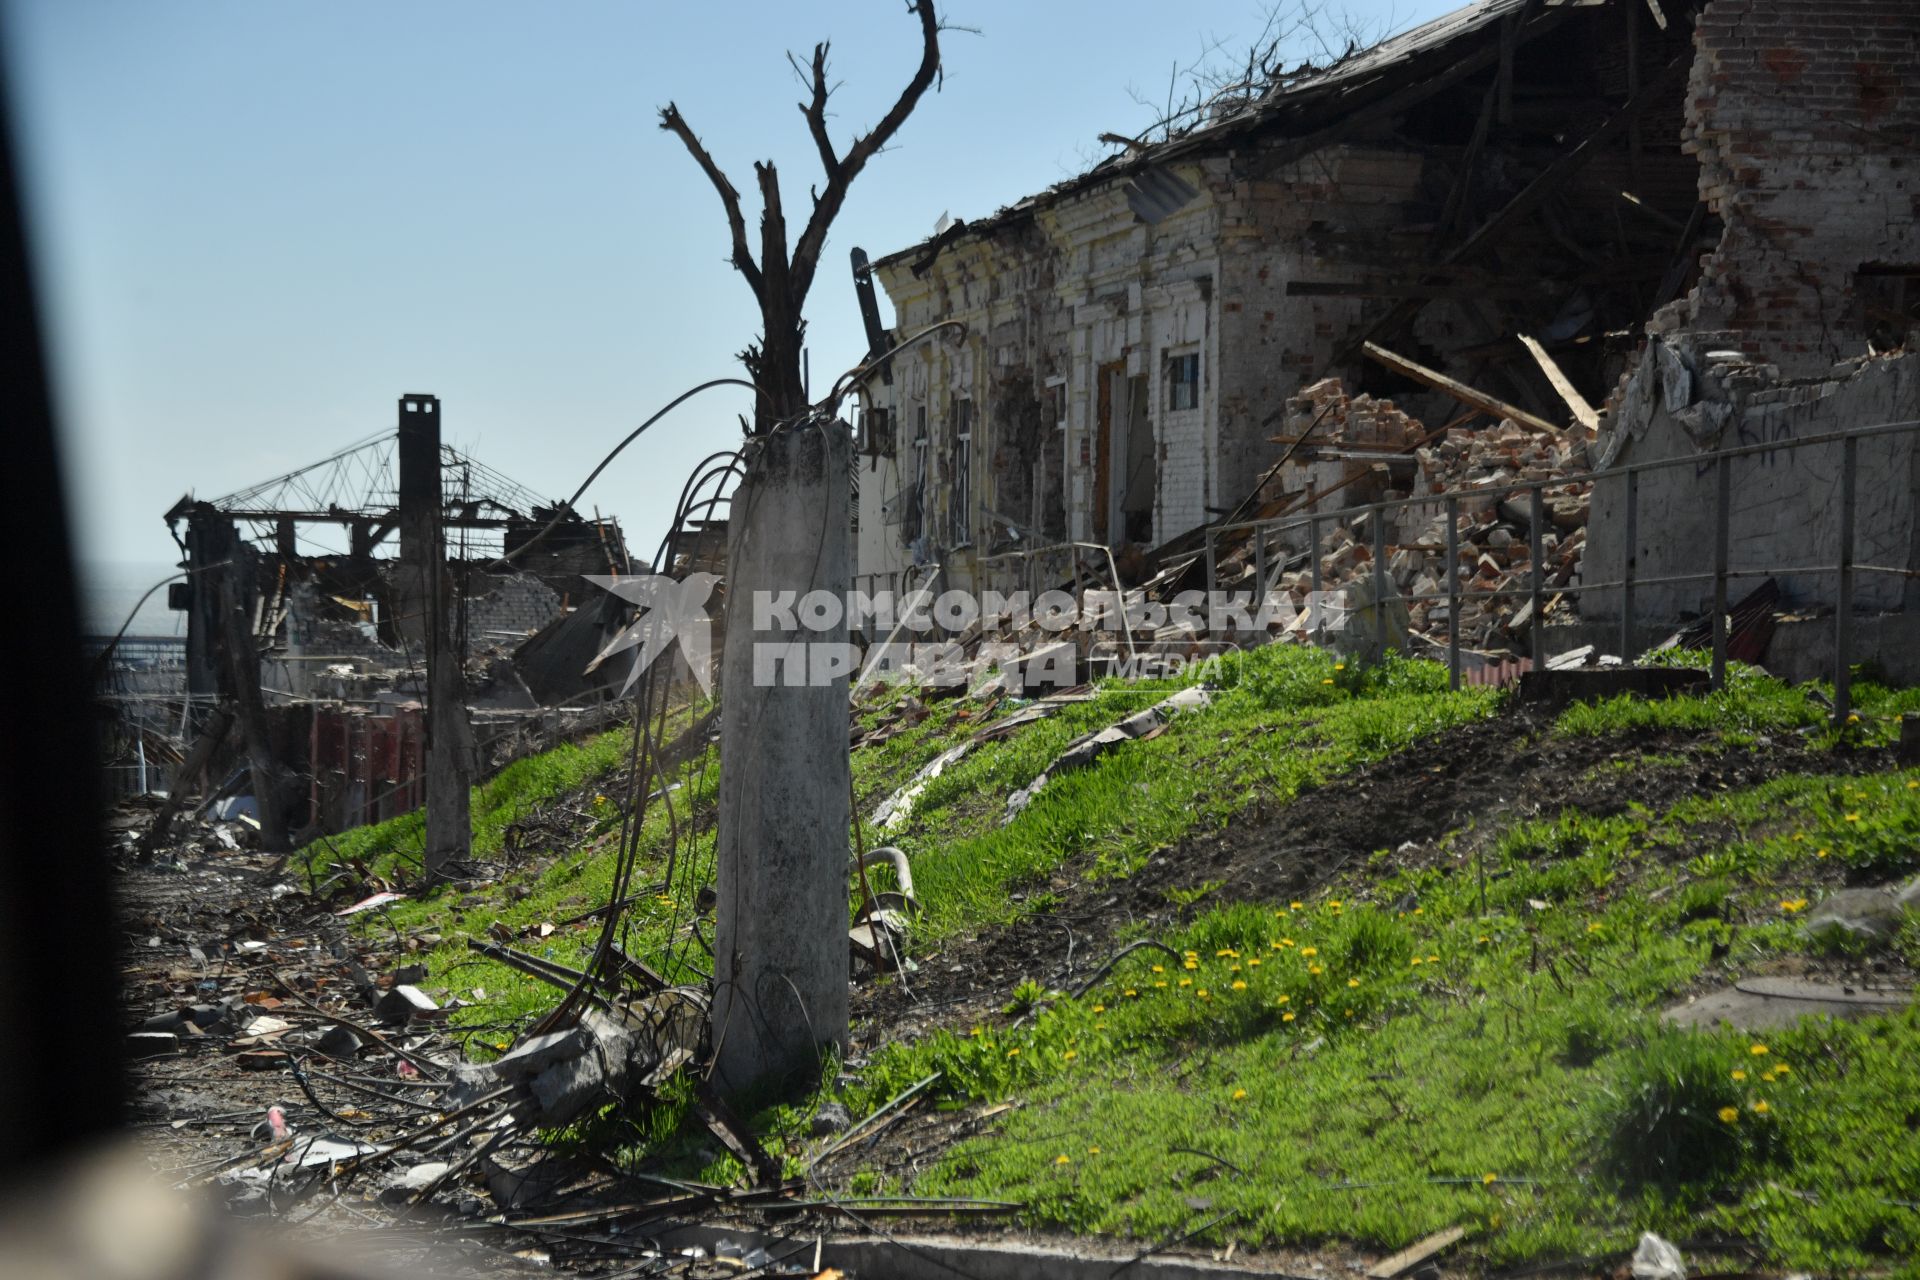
[[398, 393, 474, 882], [711, 422, 852, 1099]]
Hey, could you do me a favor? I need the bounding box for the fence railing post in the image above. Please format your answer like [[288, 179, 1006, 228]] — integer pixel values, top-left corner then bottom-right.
[[1835, 433, 1858, 727], [1445, 494, 1461, 691], [1621, 467, 1638, 662], [1253, 525, 1268, 606], [1711, 454, 1730, 691], [1203, 525, 1218, 607], [1308, 513, 1324, 646], [1371, 505, 1389, 664], [1529, 485, 1545, 669]]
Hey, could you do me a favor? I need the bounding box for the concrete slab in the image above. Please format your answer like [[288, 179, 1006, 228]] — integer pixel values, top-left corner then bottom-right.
[[1663, 977, 1913, 1031]]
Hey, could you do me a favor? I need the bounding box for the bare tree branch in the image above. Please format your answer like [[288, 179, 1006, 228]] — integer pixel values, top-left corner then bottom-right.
[[796, 42, 842, 184], [658, 103, 764, 299], [789, 0, 941, 308]]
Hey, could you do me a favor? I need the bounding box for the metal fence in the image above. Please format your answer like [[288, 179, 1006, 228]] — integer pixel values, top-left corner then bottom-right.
[[1196, 417, 1920, 724]]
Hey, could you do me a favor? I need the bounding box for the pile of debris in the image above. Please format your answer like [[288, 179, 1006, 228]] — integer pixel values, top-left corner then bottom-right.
[[1232, 377, 1594, 654]]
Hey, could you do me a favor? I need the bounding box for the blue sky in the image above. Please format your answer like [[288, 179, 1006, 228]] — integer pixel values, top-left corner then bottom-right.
[[3, 0, 1448, 578]]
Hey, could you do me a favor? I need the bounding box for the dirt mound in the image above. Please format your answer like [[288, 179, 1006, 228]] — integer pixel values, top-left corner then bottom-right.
[[852, 708, 1888, 1050]]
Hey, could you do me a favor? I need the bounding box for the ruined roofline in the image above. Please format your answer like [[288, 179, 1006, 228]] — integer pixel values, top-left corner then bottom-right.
[[869, 0, 1641, 276]]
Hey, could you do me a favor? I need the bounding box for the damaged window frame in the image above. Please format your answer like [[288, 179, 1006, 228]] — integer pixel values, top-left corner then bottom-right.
[[1165, 349, 1201, 412], [947, 392, 973, 547]]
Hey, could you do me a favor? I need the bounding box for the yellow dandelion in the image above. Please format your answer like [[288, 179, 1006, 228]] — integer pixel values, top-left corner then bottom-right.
[[1334, 663, 1346, 672], [1124, 988, 1138, 998], [1760, 1071, 1776, 1082], [1282, 1011, 1296, 1022], [1007, 1048, 1020, 1058], [1321, 678, 1335, 685], [1184, 959, 1199, 970], [1816, 847, 1830, 858], [1291, 901, 1304, 911], [1772, 1062, 1791, 1075], [1055, 1154, 1071, 1165], [1847, 714, 1860, 724], [1229, 964, 1242, 973], [1197, 989, 1211, 1000], [1275, 994, 1290, 1005], [1731, 1069, 1747, 1081], [1092, 1004, 1106, 1013], [1750, 1043, 1769, 1056], [1908, 780, 1919, 790], [1751, 1100, 1770, 1115], [1151, 965, 1164, 973], [1232, 1088, 1248, 1101], [1180, 977, 1193, 987], [1779, 898, 1807, 913], [1718, 1106, 1740, 1124], [1062, 1049, 1077, 1061], [1248, 957, 1262, 967], [1477, 935, 1491, 944], [1155, 981, 1168, 989], [1846, 812, 1861, 822], [1308, 964, 1323, 976], [1347, 977, 1361, 988], [1231, 980, 1248, 991], [1300, 946, 1318, 957], [1481, 1173, 1497, 1186], [1410, 956, 1424, 966], [1792, 833, 1806, 842], [1587, 922, 1604, 933], [1088, 1145, 1101, 1155], [1427, 954, 1440, 963]]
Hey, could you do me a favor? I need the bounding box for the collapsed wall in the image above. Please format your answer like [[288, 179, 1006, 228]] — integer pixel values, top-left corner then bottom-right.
[[1584, 347, 1920, 623], [1221, 379, 1593, 654], [1581, 0, 1920, 628], [1657, 0, 1919, 377]]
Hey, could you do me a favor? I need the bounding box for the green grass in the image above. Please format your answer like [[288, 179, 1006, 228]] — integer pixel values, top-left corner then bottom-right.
[[297, 722, 643, 885], [302, 641, 1920, 1268], [845, 759, 1920, 1272], [304, 646, 1496, 1060], [885, 648, 1499, 941], [1556, 658, 1920, 750]]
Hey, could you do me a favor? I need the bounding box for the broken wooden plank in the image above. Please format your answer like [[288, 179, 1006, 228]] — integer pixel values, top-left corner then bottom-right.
[[1517, 333, 1600, 432], [1367, 1226, 1468, 1279], [1361, 341, 1562, 435]]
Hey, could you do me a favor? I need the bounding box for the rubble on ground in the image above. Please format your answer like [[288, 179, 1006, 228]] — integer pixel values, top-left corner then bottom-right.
[[1219, 377, 1593, 656]]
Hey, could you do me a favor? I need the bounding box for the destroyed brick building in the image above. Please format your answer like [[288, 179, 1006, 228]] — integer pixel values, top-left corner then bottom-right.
[[124, 394, 640, 840], [851, 0, 1919, 672]]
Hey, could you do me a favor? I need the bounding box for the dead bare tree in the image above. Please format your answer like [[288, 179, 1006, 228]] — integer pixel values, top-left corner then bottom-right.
[[659, 0, 942, 430], [655, 3, 944, 1098]]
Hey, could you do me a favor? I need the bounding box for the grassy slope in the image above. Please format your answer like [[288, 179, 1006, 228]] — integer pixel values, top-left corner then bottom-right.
[[849, 671, 1920, 1273], [304, 646, 1497, 1055], [298, 648, 1920, 1270]]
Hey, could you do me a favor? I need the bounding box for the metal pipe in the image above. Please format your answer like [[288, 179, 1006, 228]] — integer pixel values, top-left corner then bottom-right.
[[1308, 513, 1324, 643], [1835, 434, 1858, 726], [1621, 467, 1638, 661], [1370, 506, 1389, 663], [1529, 485, 1545, 666], [1445, 494, 1461, 690], [1711, 455, 1730, 691]]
